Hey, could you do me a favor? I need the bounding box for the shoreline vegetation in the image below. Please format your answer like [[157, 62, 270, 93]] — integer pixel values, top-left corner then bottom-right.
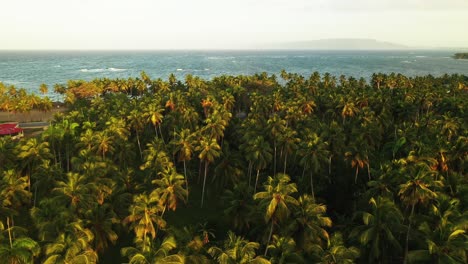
[[0, 71, 467, 263], [454, 53, 468, 59]]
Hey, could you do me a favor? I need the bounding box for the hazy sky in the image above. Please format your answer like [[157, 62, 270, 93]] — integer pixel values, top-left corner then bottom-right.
[[1, 0, 467, 49]]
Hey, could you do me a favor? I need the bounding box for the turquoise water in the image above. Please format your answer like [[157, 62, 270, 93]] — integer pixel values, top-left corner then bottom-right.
[[1, 50, 467, 100]]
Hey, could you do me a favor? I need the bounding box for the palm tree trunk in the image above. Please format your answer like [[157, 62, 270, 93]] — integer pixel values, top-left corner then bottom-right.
[[7, 217, 12, 248], [283, 153, 288, 174], [403, 204, 415, 264], [33, 184, 38, 207], [367, 162, 371, 180], [201, 162, 208, 208], [183, 160, 189, 200], [136, 132, 142, 159], [310, 170, 315, 201], [273, 141, 277, 175], [248, 161, 252, 187], [354, 166, 359, 183], [264, 220, 274, 256], [158, 125, 165, 144], [254, 169, 260, 193]]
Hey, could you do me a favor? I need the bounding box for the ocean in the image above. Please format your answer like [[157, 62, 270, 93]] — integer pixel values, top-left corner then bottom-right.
[[1, 50, 467, 100]]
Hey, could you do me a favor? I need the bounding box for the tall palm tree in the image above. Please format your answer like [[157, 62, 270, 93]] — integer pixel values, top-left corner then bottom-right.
[[83, 204, 119, 253], [43, 222, 97, 264], [127, 108, 145, 159], [250, 136, 273, 193], [152, 167, 188, 216], [121, 235, 180, 264], [298, 132, 329, 199], [123, 193, 166, 251], [254, 173, 299, 255], [398, 169, 440, 264], [171, 128, 195, 190], [288, 194, 332, 252], [17, 138, 51, 206], [197, 137, 221, 208], [266, 235, 304, 263], [0, 236, 40, 264], [53, 172, 95, 213], [208, 231, 270, 264], [222, 183, 255, 232], [315, 233, 360, 264], [351, 197, 405, 263]]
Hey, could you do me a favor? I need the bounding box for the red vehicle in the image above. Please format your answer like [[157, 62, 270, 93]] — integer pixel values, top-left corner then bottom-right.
[[0, 122, 24, 139]]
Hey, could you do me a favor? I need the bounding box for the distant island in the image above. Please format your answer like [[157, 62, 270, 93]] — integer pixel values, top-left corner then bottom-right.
[[269, 38, 409, 50], [454, 53, 468, 59]]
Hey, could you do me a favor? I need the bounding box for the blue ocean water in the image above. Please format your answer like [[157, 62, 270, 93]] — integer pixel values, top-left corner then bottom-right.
[[0, 50, 467, 100]]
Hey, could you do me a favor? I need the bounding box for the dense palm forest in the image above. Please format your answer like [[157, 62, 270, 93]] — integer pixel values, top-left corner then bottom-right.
[[0, 71, 467, 263]]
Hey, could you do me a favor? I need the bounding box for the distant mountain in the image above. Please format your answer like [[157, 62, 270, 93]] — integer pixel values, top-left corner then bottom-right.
[[270, 38, 409, 50]]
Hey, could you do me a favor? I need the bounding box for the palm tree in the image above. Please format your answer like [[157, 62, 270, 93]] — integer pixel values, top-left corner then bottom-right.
[[0, 236, 40, 264], [266, 235, 304, 263], [53, 172, 95, 213], [208, 231, 270, 264], [197, 137, 221, 208], [123, 193, 166, 251], [315, 232, 360, 264], [17, 138, 51, 206], [254, 173, 299, 255], [288, 195, 332, 252], [152, 166, 188, 216], [121, 235, 180, 264], [83, 204, 119, 253], [298, 132, 329, 199], [408, 201, 467, 264], [171, 128, 195, 190], [127, 108, 145, 159], [351, 197, 405, 263], [43, 222, 97, 264], [39, 83, 48, 95], [398, 169, 440, 264], [222, 183, 255, 232], [250, 136, 273, 193], [92, 130, 115, 159]]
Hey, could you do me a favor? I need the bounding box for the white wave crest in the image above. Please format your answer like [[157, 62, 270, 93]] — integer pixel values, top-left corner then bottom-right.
[[176, 68, 183, 71], [80, 68, 105, 73], [80, 67, 126, 73], [108, 67, 126, 72]]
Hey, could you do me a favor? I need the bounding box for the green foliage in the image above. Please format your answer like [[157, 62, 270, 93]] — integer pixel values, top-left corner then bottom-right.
[[0, 71, 466, 263]]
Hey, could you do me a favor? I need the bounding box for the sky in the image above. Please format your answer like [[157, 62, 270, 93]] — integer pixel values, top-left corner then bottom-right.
[[1, 0, 467, 50]]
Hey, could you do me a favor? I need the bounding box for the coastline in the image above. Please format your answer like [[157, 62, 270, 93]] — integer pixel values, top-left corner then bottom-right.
[[0, 102, 66, 123]]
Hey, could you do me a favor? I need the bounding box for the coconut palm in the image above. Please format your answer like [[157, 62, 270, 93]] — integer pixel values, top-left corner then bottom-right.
[[250, 136, 273, 193], [208, 231, 270, 264], [121, 235, 180, 264], [123, 193, 166, 251], [43, 222, 97, 264], [351, 197, 405, 263], [266, 235, 304, 263], [254, 173, 299, 255], [152, 166, 188, 216], [171, 128, 195, 189], [315, 233, 360, 264], [298, 132, 329, 199], [0, 236, 40, 264], [222, 183, 255, 232], [197, 137, 221, 208], [288, 195, 332, 252], [399, 169, 440, 264], [83, 204, 119, 253], [53, 172, 95, 213]]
